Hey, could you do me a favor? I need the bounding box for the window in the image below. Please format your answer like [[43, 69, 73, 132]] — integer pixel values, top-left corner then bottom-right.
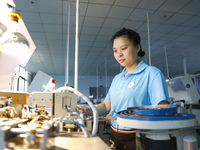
[[13, 65, 33, 92]]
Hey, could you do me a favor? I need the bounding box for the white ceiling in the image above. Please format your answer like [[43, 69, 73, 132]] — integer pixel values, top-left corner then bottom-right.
[[14, 0, 200, 78]]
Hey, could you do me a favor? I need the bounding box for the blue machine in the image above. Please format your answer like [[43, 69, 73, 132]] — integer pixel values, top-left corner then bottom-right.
[[116, 105, 199, 150]]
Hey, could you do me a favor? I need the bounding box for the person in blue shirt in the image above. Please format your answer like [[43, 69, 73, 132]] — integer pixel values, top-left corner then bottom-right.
[[84, 28, 169, 150]]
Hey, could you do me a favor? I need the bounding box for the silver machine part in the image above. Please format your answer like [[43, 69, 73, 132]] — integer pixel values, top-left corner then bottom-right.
[[183, 135, 198, 150], [30, 91, 78, 118]]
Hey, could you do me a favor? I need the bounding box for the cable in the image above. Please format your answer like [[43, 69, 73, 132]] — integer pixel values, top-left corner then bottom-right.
[[57, 119, 85, 128], [71, 112, 82, 119], [54, 86, 98, 137], [77, 106, 91, 113], [69, 112, 90, 137]]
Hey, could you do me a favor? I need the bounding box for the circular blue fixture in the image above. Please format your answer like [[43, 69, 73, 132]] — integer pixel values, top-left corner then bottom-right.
[[186, 84, 190, 88]]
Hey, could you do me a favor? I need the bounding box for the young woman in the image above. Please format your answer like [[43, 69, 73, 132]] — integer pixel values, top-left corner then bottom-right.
[[85, 28, 169, 150]]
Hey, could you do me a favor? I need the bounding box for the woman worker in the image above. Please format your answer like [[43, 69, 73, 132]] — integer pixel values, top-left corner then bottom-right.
[[83, 28, 169, 150]]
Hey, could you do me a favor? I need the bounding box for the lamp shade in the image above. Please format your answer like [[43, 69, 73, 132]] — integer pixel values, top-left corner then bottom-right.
[[0, 6, 30, 56], [0, 31, 29, 55]]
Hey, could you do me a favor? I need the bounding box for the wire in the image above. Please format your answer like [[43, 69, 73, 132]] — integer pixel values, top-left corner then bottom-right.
[[54, 86, 98, 137], [77, 106, 91, 113], [71, 112, 82, 119], [57, 119, 86, 128]]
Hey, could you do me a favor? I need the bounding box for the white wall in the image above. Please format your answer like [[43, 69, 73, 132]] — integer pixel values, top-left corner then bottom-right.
[[27, 70, 52, 93], [52, 75, 114, 98]]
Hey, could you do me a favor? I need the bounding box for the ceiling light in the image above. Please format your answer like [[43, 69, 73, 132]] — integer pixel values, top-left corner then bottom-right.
[[0, 5, 29, 56]]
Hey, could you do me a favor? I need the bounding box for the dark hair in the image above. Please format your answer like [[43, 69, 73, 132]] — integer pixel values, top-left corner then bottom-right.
[[111, 28, 145, 57]]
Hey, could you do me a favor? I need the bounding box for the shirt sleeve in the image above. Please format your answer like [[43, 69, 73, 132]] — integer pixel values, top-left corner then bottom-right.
[[149, 71, 169, 105], [105, 90, 110, 100], [105, 76, 117, 101]]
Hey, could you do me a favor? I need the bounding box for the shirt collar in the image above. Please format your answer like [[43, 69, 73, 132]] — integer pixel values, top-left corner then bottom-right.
[[120, 61, 148, 77]]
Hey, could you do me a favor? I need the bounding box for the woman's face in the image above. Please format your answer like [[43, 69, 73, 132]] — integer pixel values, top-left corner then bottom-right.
[[113, 36, 140, 68]]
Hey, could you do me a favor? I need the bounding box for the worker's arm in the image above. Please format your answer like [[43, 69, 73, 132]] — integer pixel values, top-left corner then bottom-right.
[[158, 100, 169, 105], [85, 99, 111, 116]]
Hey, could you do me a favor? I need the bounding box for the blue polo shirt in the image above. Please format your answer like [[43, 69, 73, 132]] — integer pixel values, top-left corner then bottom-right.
[[105, 61, 169, 130]]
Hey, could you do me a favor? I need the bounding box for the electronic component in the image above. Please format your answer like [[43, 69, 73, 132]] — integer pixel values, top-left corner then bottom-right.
[[0, 87, 110, 150]]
